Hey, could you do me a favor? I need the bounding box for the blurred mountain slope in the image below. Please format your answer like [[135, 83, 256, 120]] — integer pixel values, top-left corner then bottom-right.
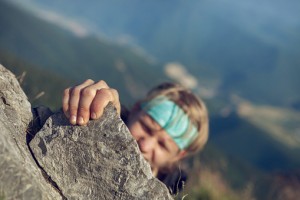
[[0, 0, 168, 106], [237, 100, 300, 149], [1, 1, 300, 199], [0, 50, 74, 110], [207, 94, 300, 173], [23, 0, 300, 107], [3, 0, 300, 173]]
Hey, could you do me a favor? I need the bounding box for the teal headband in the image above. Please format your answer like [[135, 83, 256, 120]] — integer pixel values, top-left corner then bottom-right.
[[140, 96, 198, 150]]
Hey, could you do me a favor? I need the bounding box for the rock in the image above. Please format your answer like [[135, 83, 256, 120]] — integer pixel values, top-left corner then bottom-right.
[[29, 106, 173, 199], [0, 64, 173, 200], [0, 64, 61, 199]]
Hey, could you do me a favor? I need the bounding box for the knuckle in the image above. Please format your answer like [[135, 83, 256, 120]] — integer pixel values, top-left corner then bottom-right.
[[110, 89, 119, 98], [98, 88, 112, 99], [69, 106, 78, 114], [71, 86, 81, 96], [84, 79, 95, 85], [63, 88, 70, 96], [97, 80, 108, 87], [86, 79, 94, 82], [78, 106, 89, 114], [81, 88, 95, 97], [98, 80, 105, 84]]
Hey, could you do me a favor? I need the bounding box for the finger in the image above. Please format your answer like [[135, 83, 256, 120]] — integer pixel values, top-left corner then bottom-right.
[[76, 86, 98, 125], [90, 88, 116, 119], [62, 87, 71, 118], [76, 80, 110, 124], [92, 80, 109, 89], [68, 79, 94, 124], [109, 88, 121, 115]]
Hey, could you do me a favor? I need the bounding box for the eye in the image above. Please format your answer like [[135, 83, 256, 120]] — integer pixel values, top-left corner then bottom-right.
[[158, 140, 168, 151], [140, 120, 152, 135]]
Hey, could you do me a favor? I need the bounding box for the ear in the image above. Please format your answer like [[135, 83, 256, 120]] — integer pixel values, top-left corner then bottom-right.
[[174, 150, 187, 162], [178, 150, 187, 159]]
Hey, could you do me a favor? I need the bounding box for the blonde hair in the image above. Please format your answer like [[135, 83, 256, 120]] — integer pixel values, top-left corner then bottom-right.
[[137, 82, 209, 155]]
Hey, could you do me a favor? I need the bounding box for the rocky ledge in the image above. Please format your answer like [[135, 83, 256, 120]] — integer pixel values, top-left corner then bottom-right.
[[0, 64, 173, 200]]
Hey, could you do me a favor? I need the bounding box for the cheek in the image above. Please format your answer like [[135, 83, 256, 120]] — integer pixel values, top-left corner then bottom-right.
[[128, 123, 142, 140], [153, 151, 171, 169], [153, 149, 178, 167]]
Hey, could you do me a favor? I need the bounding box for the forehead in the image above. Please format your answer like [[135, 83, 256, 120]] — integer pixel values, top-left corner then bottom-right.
[[138, 111, 180, 152], [138, 110, 161, 130]]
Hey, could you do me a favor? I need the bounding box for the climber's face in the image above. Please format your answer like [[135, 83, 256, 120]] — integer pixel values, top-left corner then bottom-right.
[[127, 110, 186, 176]]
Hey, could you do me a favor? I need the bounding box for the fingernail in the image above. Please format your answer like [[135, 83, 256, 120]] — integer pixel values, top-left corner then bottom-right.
[[78, 117, 84, 125], [71, 115, 77, 124], [91, 112, 97, 119]]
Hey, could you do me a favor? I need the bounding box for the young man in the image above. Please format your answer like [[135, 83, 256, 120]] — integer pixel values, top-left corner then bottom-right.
[[62, 79, 209, 194]]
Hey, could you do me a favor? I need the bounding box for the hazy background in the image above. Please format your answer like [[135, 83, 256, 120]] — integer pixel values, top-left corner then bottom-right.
[[1, 0, 300, 199]]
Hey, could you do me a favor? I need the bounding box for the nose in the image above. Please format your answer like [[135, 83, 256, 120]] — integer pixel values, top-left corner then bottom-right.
[[138, 137, 157, 160]]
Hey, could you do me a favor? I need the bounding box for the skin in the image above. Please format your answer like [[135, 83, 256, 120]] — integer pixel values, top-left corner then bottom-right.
[[63, 79, 186, 176], [63, 79, 121, 125]]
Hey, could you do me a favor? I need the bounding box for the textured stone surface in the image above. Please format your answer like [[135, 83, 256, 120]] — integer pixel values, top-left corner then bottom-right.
[[29, 106, 173, 199], [0, 64, 61, 200], [0, 64, 173, 199]]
